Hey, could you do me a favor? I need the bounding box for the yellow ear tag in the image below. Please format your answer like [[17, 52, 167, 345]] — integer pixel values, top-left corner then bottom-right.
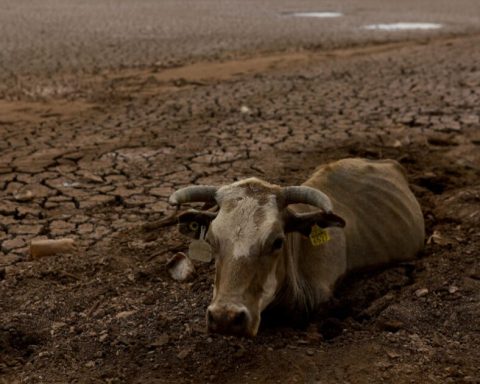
[[309, 224, 330, 246]]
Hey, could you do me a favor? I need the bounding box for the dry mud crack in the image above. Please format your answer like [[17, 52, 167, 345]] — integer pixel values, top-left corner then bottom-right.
[[1, 35, 479, 383]]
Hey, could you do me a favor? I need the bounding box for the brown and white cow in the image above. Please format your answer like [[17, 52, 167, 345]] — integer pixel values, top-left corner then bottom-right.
[[169, 158, 425, 337]]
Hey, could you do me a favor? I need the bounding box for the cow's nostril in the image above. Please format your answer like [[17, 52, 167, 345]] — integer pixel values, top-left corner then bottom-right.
[[231, 310, 247, 328]]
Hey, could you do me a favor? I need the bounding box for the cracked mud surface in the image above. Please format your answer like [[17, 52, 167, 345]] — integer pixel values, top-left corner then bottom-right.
[[1, 34, 480, 383]]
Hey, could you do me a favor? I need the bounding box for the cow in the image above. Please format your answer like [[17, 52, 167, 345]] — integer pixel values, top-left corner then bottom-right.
[[169, 158, 425, 337]]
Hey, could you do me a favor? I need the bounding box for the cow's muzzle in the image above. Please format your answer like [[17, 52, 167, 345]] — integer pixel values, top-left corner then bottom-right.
[[206, 303, 253, 337]]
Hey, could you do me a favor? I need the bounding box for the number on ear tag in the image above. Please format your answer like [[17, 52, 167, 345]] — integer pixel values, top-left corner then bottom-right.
[[188, 226, 212, 262], [309, 224, 330, 246]]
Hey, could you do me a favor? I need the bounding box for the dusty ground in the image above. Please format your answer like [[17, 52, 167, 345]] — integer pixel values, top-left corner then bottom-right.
[[1, 32, 480, 383]]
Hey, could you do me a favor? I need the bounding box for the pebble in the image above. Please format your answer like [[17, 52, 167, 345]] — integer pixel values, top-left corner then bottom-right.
[[115, 310, 137, 319], [14, 190, 34, 201], [415, 288, 429, 297], [177, 347, 192, 359], [99, 334, 109, 342], [448, 286, 459, 294]]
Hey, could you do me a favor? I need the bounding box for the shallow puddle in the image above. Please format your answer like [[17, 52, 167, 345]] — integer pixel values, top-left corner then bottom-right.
[[283, 12, 343, 18], [363, 23, 442, 31]]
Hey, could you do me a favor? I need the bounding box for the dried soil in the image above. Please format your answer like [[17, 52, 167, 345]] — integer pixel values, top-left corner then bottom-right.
[[1, 35, 479, 383]]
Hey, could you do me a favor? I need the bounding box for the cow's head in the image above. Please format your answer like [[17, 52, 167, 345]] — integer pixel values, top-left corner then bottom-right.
[[169, 178, 344, 337]]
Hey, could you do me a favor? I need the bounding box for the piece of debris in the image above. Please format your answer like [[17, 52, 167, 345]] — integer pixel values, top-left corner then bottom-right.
[[167, 252, 195, 282], [448, 285, 459, 294], [177, 347, 193, 359], [427, 230, 449, 245], [30, 238, 75, 259], [115, 310, 137, 320], [415, 288, 429, 297], [14, 190, 34, 202], [240, 105, 251, 114]]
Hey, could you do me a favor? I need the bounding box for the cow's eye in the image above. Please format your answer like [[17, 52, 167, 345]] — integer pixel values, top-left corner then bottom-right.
[[272, 237, 284, 251]]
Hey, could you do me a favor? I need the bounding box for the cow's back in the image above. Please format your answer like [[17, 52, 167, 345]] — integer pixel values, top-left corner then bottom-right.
[[303, 158, 424, 272]]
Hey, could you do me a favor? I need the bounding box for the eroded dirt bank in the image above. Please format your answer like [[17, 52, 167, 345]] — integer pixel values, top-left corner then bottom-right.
[[0, 35, 479, 383]]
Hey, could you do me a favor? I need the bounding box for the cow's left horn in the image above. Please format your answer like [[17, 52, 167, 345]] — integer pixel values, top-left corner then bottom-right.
[[283, 186, 333, 213], [169, 186, 218, 205]]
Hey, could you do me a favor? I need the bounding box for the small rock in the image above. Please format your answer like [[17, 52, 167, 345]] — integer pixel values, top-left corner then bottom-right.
[[448, 286, 459, 294], [115, 310, 136, 319], [14, 190, 34, 202], [149, 334, 170, 348], [415, 288, 429, 297], [177, 347, 193, 359], [85, 361, 95, 368], [427, 230, 453, 246], [51, 321, 67, 331], [240, 105, 251, 114], [167, 252, 195, 282], [99, 334, 109, 342], [306, 349, 315, 356]]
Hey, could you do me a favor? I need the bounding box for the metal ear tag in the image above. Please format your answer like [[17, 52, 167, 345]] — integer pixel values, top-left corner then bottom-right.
[[188, 226, 212, 262]]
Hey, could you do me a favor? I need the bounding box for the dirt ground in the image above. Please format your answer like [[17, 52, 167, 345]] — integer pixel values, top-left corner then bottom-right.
[[1, 33, 479, 384]]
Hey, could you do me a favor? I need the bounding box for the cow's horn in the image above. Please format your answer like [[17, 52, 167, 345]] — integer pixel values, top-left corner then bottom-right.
[[283, 186, 333, 213], [169, 186, 218, 205]]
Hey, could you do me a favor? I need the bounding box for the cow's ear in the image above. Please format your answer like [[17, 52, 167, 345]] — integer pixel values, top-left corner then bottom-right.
[[178, 210, 217, 239], [284, 210, 345, 236]]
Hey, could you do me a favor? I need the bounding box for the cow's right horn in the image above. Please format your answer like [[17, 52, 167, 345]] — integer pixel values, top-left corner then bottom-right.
[[169, 186, 218, 206], [283, 186, 333, 213]]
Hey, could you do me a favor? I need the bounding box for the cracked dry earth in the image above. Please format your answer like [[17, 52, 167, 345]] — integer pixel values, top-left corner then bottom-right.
[[1, 35, 480, 384]]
